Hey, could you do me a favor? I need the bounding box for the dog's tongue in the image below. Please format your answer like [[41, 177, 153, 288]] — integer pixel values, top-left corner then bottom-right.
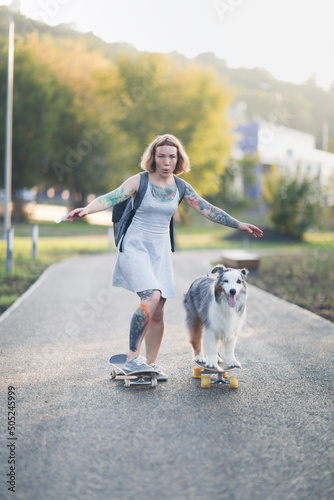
[[228, 295, 236, 307]]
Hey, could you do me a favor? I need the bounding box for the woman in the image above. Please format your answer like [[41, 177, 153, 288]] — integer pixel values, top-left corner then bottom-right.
[[67, 134, 263, 378]]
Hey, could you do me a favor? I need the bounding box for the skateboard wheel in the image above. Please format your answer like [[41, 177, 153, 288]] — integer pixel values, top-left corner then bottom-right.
[[193, 366, 202, 378], [110, 369, 117, 379], [223, 371, 228, 379], [201, 376, 211, 388], [229, 376, 238, 389], [151, 378, 158, 387], [124, 379, 131, 388]]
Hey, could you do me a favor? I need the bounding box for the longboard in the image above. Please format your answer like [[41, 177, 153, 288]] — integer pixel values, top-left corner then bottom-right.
[[193, 359, 240, 389], [109, 354, 159, 388]]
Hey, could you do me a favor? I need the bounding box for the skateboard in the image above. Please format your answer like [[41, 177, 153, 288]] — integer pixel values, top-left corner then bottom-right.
[[109, 354, 159, 388], [193, 359, 240, 389]]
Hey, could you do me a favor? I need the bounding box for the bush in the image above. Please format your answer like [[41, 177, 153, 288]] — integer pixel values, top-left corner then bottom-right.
[[263, 166, 323, 238]]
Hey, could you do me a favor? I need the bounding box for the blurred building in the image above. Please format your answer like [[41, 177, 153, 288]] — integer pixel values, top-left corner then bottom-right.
[[232, 120, 334, 205]]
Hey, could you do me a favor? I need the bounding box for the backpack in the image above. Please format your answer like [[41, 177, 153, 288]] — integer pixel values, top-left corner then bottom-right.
[[112, 171, 186, 252]]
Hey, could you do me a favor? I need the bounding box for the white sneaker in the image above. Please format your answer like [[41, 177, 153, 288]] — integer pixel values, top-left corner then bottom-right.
[[149, 363, 168, 381], [123, 355, 152, 373]]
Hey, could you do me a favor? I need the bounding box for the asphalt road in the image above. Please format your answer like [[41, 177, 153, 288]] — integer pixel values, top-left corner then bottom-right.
[[0, 250, 333, 500]]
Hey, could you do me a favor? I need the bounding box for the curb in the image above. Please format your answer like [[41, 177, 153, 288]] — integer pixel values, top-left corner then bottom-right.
[[0, 261, 62, 324]]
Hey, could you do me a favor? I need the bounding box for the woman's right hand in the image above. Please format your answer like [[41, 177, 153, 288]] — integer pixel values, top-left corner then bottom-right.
[[67, 207, 89, 221]]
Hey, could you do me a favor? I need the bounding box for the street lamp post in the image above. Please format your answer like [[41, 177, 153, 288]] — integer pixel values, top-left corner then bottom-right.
[[0, 10, 14, 271]]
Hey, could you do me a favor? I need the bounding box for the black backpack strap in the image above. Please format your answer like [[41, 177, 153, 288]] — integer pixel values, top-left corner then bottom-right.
[[119, 171, 148, 252], [174, 176, 186, 204], [170, 176, 186, 252], [133, 171, 149, 209]]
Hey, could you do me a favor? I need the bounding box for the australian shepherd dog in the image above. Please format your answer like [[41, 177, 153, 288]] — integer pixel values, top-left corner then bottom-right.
[[184, 265, 248, 369]]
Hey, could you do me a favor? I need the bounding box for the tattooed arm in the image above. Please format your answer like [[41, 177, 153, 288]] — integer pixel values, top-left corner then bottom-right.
[[67, 175, 140, 221], [183, 182, 263, 238]]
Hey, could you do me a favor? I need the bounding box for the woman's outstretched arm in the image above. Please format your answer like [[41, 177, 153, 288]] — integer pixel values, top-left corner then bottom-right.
[[67, 174, 140, 221], [183, 182, 263, 238]]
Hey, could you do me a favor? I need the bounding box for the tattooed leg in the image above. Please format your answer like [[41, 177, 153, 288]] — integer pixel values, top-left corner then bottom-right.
[[127, 289, 161, 360], [129, 302, 150, 352], [137, 290, 156, 301]]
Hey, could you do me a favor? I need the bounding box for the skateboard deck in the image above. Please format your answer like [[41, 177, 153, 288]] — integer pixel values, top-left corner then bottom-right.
[[109, 354, 159, 387], [193, 359, 240, 389]]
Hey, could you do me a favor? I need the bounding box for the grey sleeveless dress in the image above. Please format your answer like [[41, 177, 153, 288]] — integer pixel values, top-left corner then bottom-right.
[[112, 182, 180, 298]]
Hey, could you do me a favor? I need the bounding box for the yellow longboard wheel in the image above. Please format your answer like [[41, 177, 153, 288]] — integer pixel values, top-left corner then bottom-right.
[[223, 371, 228, 378], [229, 376, 238, 389], [201, 376, 211, 388], [193, 366, 202, 378]]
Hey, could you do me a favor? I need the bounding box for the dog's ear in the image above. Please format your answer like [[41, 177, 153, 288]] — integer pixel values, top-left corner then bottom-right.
[[211, 265, 226, 275], [241, 268, 249, 278]]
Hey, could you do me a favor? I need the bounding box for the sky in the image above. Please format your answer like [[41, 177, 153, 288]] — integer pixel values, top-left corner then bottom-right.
[[2, 0, 333, 90]]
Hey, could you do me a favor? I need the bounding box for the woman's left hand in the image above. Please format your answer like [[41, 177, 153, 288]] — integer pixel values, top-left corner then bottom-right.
[[237, 222, 263, 238]]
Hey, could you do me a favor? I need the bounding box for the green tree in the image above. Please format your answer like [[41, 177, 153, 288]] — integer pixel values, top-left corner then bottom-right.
[[96, 51, 233, 195], [1, 34, 234, 209], [0, 39, 81, 218], [263, 165, 323, 238], [18, 34, 117, 202]]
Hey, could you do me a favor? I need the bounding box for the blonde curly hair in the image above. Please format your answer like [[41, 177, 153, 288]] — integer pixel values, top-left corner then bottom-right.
[[140, 134, 190, 175]]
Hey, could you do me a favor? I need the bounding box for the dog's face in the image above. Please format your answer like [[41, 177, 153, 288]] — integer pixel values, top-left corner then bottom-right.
[[211, 265, 248, 308]]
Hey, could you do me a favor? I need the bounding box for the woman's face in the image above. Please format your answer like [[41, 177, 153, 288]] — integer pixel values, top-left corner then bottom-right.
[[154, 145, 178, 177]]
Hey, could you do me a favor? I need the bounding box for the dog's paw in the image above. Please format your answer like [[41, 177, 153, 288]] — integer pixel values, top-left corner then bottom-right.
[[194, 352, 206, 364], [206, 362, 219, 369], [227, 358, 242, 368], [206, 355, 219, 369]]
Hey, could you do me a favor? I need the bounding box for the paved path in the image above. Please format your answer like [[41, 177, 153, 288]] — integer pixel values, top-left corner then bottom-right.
[[0, 250, 333, 500]]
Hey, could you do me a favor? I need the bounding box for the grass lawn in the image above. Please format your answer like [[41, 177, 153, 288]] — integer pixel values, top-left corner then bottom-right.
[[0, 220, 333, 322], [249, 252, 334, 322], [0, 221, 111, 314]]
